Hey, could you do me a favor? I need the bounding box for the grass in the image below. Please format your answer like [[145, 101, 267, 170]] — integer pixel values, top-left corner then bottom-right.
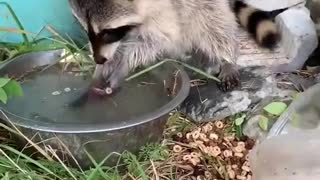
[[0, 112, 189, 180]]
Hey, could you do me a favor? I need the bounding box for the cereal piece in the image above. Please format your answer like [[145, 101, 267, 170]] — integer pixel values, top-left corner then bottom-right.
[[183, 155, 191, 161], [245, 154, 250, 161], [215, 121, 224, 129], [238, 142, 246, 149], [198, 144, 209, 154], [227, 169, 236, 179], [192, 130, 200, 139], [209, 146, 221, 157], [209, 133, 219, 140], [190, 157, 200, 166], [242, 165, 251, 172], [234, 146, 243, 153], [191, 152, 200, 158], [196, 175, 206, 180], [177, 132, 183, 138], [200, 133, 209, 142], [223, 150, 233, 158], [186, 133, 192, 140], [241, 171, 247, 176], [247, 175, 252, 180], [235, 152, 244, 158], [64, 87, 71, 92], [105, 87, 113, 94], [204, 171, 212, 178], [173, 145, 182, 153], [202, 123, 213, 133], [236, 175, 246, 180], [232, 164, 238, 169], [224, 134, 236, 142], [51, 91, 61, 96], [189, 142, 198, 148], [243, 161, 250, 167]]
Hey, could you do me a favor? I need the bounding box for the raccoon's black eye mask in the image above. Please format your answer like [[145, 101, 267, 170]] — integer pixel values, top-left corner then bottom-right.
[[87, 24, 136, 45], [98, 25, 136, 44]]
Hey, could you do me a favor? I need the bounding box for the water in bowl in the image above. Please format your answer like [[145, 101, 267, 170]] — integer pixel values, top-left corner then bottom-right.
[[4, 63, 176, 128]]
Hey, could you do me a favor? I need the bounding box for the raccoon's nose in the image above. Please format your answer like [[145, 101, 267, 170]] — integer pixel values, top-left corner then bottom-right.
[[94, 54, 108, 64]]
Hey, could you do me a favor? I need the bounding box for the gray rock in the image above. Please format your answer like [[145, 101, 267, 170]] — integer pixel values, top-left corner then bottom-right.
[[247, 0, 305, 11], [178, 66, 296, 122], [273, 8, 318, 72]]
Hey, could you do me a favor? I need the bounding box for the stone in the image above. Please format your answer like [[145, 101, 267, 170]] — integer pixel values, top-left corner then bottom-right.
[[273, 8, 318, 72], [247, 0, 305, 11], [178, 66, 298, 122]]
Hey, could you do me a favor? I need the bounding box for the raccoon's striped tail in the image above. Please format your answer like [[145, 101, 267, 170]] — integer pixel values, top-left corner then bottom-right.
[[232, 0, 288, 49]]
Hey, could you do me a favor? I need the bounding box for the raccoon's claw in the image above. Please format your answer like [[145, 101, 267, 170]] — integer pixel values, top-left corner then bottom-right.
[[101, 59, 130, 93], [217, 64, 240, 92]]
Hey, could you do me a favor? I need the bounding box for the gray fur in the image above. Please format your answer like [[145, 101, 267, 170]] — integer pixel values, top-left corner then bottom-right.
[[69, 0, 240, 90]]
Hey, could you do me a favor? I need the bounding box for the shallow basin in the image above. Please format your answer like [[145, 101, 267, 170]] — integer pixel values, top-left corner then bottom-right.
[[0, 50, 190, 168]]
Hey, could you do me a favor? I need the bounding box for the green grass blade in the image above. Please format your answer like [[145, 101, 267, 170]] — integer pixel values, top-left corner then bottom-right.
[[126, 59, 220, 82], [84, 149, 121, 180], [0, 2, 29, 44], [0, 144, 62, 180]]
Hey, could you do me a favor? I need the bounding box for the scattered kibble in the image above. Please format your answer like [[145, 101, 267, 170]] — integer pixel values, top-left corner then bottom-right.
[[176, 132, 183, 138], [234, 146, 244, 153], [169, 119, 255, 180], [192, 130, 200, 139], [223, 150, 233, 158], [183, 155, 191, 161], [237, 175, 246, 180], [209, 133, 219, 140], [242, 165, 251, 172], [173, 145, 183, 153], [64, 87, 71, 92], [215, 121, 224, 129], [228, 169, 236, 179], [51, 91, 61, 96], [105, 87, 113, 95], [235, 152, 244, 158]]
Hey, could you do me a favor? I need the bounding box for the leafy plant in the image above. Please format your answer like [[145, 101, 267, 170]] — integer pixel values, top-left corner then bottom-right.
[[258, 115, 269, 131], [263, 102, 288, 116], [122, 151, 148, 180], [0, 78, 23, 104], [233, 113, 246, 138], [257, 101, 288, 131], [139, 143, 169, 161]]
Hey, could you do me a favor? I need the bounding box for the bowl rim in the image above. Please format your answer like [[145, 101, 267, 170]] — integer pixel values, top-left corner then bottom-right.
[[0, 50, 190, 133]]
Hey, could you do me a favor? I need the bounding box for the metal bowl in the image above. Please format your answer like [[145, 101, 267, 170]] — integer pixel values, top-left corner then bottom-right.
[[0, 50, 190, 168]]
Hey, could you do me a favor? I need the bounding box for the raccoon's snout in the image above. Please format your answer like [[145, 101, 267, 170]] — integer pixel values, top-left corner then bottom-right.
[[94, 53, 108, 64]]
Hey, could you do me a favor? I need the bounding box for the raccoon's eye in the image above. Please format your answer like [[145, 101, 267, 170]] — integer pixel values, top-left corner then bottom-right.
[[98, 25, 135, 44]]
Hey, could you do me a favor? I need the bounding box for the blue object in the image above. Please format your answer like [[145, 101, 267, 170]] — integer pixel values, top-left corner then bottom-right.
[[0, 0, 87, 44]]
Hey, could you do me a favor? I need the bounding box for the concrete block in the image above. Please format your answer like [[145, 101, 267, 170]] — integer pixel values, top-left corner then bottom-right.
[[246, 0, 305, 11], [273, 8, 318, 72]]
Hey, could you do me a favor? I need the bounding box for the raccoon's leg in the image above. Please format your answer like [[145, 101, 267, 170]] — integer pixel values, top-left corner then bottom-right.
[[191, 49, 240, 92], [101, 33, 168, 90], [217, 61, 240, 92], [192, 5, 240, 91]]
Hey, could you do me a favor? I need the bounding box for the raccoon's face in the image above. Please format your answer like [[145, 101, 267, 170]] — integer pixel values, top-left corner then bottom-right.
[[69, 0, 143, 64], [69, 0, 146, 90]]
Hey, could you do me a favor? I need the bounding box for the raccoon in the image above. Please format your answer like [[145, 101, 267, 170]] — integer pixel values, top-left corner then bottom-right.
[[68, 0, 282, 93]]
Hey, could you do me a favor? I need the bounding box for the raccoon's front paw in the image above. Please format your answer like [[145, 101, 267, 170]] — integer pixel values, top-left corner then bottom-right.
[[217, 63, 240, 92], [101, 59, 130, 93]]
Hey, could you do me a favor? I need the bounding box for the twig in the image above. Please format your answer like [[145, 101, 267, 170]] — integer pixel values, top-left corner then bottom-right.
[[150, 160, 160, 180]]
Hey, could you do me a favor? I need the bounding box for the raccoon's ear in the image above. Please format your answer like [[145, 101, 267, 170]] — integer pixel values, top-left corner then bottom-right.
[[98, 25, 137, 44]]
